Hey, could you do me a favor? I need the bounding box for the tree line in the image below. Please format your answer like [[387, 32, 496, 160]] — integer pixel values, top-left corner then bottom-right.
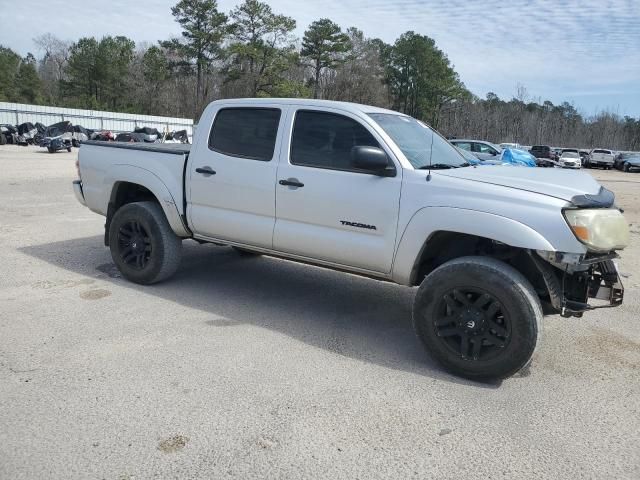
[[0, 0, 638, 150]]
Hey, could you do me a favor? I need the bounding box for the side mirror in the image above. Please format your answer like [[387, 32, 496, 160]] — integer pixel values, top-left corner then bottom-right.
[[351, 146, 395, 176], [491, 150, 498, 156]]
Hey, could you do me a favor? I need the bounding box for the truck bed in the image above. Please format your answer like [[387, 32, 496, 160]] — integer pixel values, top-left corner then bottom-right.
[[82, 140, 190, 156]]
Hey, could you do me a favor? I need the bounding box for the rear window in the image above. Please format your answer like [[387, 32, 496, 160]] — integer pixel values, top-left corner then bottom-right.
[[532, 145, 550, 151], [593, 149, 611, 154], [209, 108, 281, 161]]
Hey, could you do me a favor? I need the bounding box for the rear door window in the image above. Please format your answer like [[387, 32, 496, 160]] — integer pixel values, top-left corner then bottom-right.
[[209, 108, 281, 161]]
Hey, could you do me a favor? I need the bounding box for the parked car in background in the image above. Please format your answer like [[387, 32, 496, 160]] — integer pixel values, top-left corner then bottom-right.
[[115, 132, 146, 142], [499, 142, 520, 150], [585, 149, 615, 169], [71, 125, 90, 147], [17, 122, 38, 145], [614, 152, 640, 172], [454, 146, 505, 166], [134, 127, 161, 142], [558, 151, 581, 169], [529, 145, 555, 167], [0, 124, 19, 144], [41, 121, 74, 153], [449, 139, 502, 161], [561, 148, 579, 155], [90, 130, 115, 141], [33, 122, 47, 146], [163, 129, 190, 144]]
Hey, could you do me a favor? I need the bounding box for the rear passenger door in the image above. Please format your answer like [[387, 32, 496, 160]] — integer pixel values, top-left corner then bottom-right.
[[187, 106, 284, 248], [273, 108, 402, 274]]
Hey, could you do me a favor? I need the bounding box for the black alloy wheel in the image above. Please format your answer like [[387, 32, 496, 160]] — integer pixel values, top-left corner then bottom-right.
[[116, 220, 152, 270], [433, 288, 510, 361]]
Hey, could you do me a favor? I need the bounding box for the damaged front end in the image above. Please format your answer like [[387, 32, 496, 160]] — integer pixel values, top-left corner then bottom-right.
[[531, 251, 624, 318]]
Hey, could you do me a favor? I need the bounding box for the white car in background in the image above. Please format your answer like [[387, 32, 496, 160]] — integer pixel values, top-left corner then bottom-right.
[[500, 142, 520, 150], [585, 149, 615, 169], [558, 151, 581, 169]]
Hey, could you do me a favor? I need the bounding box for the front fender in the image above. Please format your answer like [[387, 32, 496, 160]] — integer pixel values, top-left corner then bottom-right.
[[104, 164, 189, 237], [391, 207, 570, 285]]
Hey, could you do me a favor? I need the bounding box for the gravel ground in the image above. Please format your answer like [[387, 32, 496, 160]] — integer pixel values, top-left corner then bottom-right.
[[1, 145, 639, 479]]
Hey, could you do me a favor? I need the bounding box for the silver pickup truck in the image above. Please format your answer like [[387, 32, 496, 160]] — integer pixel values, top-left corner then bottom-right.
[[73, 98, 629, 380]]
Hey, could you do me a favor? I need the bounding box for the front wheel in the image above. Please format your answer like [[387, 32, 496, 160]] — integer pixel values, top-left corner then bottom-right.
[[623, 163, 630, 172], [413, 256, 541, 381], [47, 147, 55, 153], [109, 201, 182, 284]]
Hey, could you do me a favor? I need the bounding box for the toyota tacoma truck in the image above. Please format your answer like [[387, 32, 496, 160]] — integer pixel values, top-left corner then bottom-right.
[[73, 99, 629, 381]]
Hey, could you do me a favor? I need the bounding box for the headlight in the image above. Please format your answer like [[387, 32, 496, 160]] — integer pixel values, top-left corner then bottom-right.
[[564, 208, 630, 251]]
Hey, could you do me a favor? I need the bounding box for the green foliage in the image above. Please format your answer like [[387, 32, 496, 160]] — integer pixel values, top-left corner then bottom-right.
[[143, 46, 170, 84], [163, 0, 228, 112], [301, 18, 351, 98], [63, 36, 134, 109], [383, 31, 468, 125], [224, 0, 297, 97], [0, 46, 21, 101], [16, 54, 44, 104], [0, 46, 44, 103]]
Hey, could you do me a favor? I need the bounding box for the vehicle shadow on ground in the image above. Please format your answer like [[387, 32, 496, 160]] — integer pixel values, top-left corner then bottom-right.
[[21, 236, 503, 388]]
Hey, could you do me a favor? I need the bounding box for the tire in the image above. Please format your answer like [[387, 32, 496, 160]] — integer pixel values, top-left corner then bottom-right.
[[623, 163, 630, 172], [232, 246, 261, 257], [413, 256, 542, 381], [108, 201, 182, 284], [47, 147, 55, 153], [0, 133, 6, 145]]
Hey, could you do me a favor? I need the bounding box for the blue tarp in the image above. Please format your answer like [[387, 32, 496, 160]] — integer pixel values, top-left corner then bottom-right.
[[501, 148, 537, 167]]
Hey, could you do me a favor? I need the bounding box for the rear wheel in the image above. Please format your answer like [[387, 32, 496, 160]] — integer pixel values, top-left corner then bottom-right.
[[47, 147, 55, 153], [623, 163, 630, 172], [413, 256, 541, 381], [109, 201, 182, 284]]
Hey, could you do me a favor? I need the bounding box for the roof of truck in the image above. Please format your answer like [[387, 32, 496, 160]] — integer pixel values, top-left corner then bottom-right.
[[209, 98, 402, 116]]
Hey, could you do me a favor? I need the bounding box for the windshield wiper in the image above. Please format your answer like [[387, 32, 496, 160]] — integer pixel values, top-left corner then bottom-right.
[[418, 163, 457, 170]]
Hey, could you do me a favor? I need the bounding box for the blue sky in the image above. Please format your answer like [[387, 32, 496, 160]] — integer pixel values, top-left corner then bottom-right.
[[1, 0, 638, 117]]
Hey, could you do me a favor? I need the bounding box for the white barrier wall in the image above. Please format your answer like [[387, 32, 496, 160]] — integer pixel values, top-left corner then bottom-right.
[[0, 102, 194, 135]]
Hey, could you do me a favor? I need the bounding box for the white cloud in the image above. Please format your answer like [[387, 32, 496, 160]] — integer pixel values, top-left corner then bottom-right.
[[1, 0, 638, 115]]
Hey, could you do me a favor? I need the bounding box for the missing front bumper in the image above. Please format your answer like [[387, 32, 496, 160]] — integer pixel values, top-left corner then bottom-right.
[[531, 253, 624, 318], [561, 259, 624, 316]]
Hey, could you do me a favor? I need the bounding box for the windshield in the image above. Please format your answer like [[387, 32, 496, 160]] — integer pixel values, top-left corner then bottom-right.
[[368, 113, 468, 169]]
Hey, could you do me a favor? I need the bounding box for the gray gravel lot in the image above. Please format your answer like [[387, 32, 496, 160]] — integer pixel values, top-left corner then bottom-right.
[[1, 145, 639, 479]]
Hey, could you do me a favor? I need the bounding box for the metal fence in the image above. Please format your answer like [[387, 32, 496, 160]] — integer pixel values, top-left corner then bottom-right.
[[0, 102, 194, 135]]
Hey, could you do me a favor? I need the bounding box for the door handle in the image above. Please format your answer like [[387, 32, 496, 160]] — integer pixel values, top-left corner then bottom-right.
[[195, 167, 216, 176], [279, 178, 304, 188]]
